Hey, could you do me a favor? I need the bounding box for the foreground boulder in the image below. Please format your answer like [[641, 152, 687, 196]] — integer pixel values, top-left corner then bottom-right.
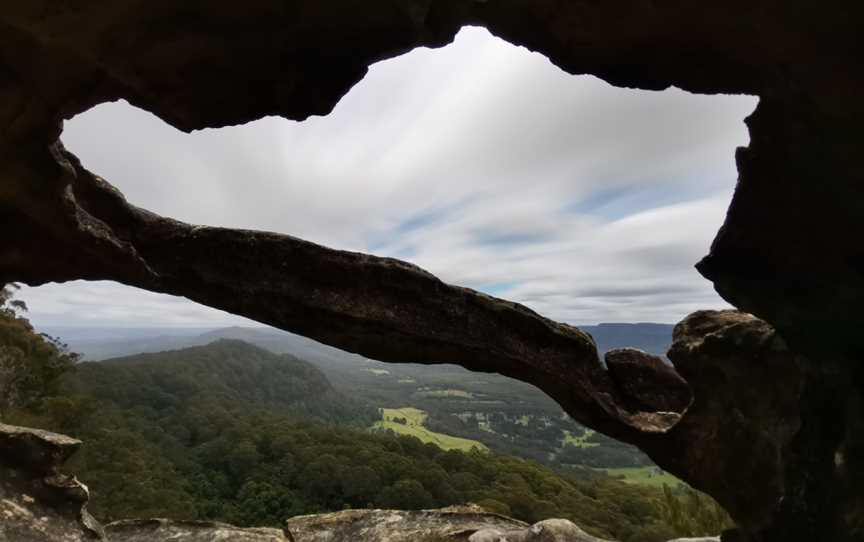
[[0, 423, 103, 541], [469, 518, 610, 542], [105, 519, 287, 541], [285, 505, 530, 541]]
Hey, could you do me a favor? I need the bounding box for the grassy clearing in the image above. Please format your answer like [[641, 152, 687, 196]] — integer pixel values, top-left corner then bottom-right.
[[373, 407, 488, 452], [562, 429, 599, 448], [603, 466, 683, 488]]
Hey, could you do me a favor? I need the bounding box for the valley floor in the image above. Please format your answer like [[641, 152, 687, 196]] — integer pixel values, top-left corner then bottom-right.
[[372, 407, 488, 452]]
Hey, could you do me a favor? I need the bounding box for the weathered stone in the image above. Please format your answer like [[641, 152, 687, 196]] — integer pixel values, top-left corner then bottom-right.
[[0, 423, 104, 541], [105, 519, 288, 541], [469, 518, 610, 542], [644, 311, 805, 539], [604, 348, 692, 414], [0, 422, 82, 475], [2, 2, 863, 540], [285, 505, 528, 542]]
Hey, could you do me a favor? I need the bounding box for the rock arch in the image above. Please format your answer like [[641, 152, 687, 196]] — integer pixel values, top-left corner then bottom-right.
[[2, 2, 862, 540]]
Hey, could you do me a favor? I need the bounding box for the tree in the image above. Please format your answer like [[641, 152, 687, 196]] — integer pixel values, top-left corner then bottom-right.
[[0, 284, 27, 313], [300, 455, 343, 507], [227, 440, 259, 480], [661, 484, 734, 538], [231, 481, 304, 526], [378, 479, 434, 510], [0, 284, 77, 419], [341, 466, 381, 506]]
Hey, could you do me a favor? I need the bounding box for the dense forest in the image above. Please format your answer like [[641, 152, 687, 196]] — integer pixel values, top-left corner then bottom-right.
[[50, 323, 667, 469], [0, 287, 732, 541], [75, 325, 655, 469]]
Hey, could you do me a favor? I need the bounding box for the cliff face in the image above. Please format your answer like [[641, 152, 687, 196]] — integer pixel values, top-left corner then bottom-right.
[[2, 2, 862, 540]]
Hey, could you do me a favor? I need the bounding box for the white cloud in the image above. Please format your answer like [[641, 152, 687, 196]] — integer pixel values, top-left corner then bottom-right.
[[21, 27, 756, 329], [21, 281, 256, 328]]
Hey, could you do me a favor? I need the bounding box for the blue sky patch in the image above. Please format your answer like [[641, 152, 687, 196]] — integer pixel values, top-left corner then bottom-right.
[[477, 282, 518, 296]]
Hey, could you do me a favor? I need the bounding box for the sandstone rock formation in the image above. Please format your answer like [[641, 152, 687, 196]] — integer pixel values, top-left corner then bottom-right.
[[468, 518, 609, 542], [647, 312, 805, 534], [2, 2, 862, 541], [0, 423, 102, 541], [285, 505, 529, 542], [604, 348, 692, 414], [105, 519, 288, 542]]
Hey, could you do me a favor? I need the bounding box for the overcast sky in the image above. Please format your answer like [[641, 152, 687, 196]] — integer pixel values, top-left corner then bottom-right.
[[21, 27, 756, 329]]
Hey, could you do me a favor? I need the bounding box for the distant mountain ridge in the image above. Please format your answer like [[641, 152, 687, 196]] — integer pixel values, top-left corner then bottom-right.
[[46, 322, 674, 363], [584, 323, 674, 356]]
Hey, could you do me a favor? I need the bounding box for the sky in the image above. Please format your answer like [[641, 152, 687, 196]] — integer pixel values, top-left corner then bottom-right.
[[21, 27, 756, 329]]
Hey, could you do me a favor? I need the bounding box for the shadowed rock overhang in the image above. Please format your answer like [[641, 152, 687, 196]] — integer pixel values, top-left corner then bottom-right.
[[2, 2, 862, 541]]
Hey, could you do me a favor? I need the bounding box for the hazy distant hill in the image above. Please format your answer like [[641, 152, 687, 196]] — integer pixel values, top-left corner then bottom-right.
[[585, 323, 674, 356], [42, 326, 213, 361], [47, 322, 674, 363], [198, 326, 364, 369]]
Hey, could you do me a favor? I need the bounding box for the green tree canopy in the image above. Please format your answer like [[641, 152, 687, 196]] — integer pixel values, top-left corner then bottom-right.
[[0, 284, 77, 419]]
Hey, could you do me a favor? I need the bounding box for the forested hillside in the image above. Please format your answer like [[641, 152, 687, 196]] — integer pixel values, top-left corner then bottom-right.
[[0, 289, 728, 542], [48, 324, 667, 470], [4, 339, 731, 541], [65, 339, 378, 427]]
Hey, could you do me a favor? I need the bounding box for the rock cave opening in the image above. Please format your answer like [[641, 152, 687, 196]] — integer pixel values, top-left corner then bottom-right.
[[30, 26, 757, 323], [3, 4, 861, 541], [14, 25, 759, 540]]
